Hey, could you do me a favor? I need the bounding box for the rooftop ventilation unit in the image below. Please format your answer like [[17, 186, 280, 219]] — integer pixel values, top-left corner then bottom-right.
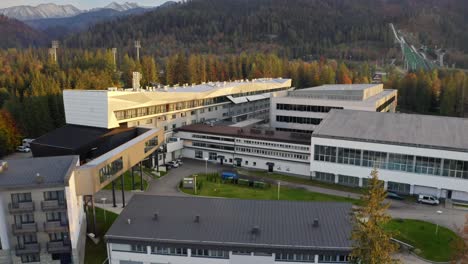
[[313, 218, 319, 227]]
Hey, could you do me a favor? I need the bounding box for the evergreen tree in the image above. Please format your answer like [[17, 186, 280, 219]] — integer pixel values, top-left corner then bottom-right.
[[141, 56, 159, 87], [351, 168, 399, 264]]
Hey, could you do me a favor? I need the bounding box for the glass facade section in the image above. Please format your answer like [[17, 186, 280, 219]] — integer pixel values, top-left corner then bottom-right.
[[415, 156, 441, 176], [275, 253, 315, 262], [152, 246, 187, 256], [443, 159, 468, 179], [276, 115, 322, 125], [191, 249, 229, 258], [338, 175, 359, 187], [276, 104, 343, 113], [337, 148, 361, 166], [99, 157, 124, 183], [314, 145, 337, 162], [387, 181, 411, 194], [388, 153, 414, 172], [362, 151, 387, 169], [315, 172, 335, 183], [145, 136, 158, 153]]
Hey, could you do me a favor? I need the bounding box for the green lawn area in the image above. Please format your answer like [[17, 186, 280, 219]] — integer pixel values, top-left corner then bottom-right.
[[180, 174, 361, 205], [84, 207, 119, 264], [236, 169, 366, 194], [385, 219, 462, 262], [103, 171, 148, 191]]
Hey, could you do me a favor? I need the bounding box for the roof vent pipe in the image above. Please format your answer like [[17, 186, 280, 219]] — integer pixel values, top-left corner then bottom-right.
[[153, 212, 159, 221], [251, 225, 260, 235], [127, 219, 131, 225], [313, 218, 319, 227], [194, 215, 200, 223]]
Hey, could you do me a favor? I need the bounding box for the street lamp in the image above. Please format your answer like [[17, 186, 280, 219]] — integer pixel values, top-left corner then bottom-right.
[[277, 181, 281, 200], [204, 157, 209, 176], [435, 210, 443, 236]]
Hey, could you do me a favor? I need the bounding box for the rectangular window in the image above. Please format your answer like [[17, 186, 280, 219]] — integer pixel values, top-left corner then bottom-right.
[[387, 181, 411, 194], [415, 156, 441, 176], [130, 244, 147, 253], [21, 254, 40, 263], [191, 249, 229, 259], [314, 145, 337, 163], [152, 246, 187, 256], [338, 175, 359, 187], [388, 153, 414, 172], [337, 148, 361, 166], [46, 211, 67, 222], [11, 193, 32, 204], [99, 157, 124, 183], [442, 159, 468, 179], [276, 115, 322, 125], [14, 213, 35, 225], [195, 150, 203, 159], [315, 172, 335, 183], [209, 152, 217, 160], [145, 136, 158, 153], [44, 190, 65, 202], [362, 151, 387, 169]]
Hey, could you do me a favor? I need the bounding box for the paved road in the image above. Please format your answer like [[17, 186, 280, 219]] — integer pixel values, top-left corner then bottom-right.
[[95, 158, 467, 231]]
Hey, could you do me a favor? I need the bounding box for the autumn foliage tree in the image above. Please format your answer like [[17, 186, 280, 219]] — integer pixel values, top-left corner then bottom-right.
[[351, 168, 399, 264], [0, 110, 21, 157]]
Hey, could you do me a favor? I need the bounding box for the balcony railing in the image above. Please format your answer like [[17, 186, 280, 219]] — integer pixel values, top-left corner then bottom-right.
[[8, 202, 35, 213], [43, 221, 69, 233], [41, 200, 67, 211], [47, 240, 71, 254], [12, 223, 38, 235], [15, 243, 40, 256]]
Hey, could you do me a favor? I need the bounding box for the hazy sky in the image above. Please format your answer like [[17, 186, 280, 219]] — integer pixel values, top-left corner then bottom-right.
[[0, 0, 174, 9]]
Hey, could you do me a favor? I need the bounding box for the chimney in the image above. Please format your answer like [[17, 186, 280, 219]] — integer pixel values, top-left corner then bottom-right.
[[251, 225, 260, 235], [194, 215, 200, 223], [313, 218, 319, 227], [35, 173, 44, 184], [132, 72, 141, 90]]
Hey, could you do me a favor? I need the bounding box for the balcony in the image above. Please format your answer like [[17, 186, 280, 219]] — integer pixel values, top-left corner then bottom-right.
[[43, 221, 68, 233], [12, 223, 38, 235], [8, 202, 35, 213], [41, 200, 67, 211], [15, 243, 40, 256], [47, 240, 71, 254]]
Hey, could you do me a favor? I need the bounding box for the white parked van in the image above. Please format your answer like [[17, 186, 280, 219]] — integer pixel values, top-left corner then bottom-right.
[[417, 194, 440, 205]]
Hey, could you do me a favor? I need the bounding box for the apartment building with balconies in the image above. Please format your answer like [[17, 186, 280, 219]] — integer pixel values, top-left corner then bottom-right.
[[0, 156, 85, 264]]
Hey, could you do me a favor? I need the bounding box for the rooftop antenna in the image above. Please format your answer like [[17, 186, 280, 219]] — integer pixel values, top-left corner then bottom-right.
[[134, 40, 141, 61], [112, 48, 117, 70], [50, 40, 59, 62]]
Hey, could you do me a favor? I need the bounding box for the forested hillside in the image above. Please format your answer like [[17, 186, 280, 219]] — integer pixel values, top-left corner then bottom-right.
[[65, 0, 468, 66], [0, 15, 46, 48]]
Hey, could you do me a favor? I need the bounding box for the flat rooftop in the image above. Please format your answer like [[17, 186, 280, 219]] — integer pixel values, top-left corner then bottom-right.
[[313, 109, 468, 152], [0, 156, 78, 190], [177, 124, 311, 145], [106, 195, 352, 251], [298, 84, 378, 91]]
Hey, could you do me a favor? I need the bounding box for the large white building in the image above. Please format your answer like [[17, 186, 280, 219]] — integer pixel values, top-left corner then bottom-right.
[[105, 195, 352, 264], [311, 110, 468, 201], [270, 84, 397, 133], [175, 124, 311, 175]]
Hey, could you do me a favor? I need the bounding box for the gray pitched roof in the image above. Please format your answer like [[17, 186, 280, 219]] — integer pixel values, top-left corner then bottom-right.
[[313, 109, 468, 152], [0, 156, 78, 190], [106, 195, 352, 251]]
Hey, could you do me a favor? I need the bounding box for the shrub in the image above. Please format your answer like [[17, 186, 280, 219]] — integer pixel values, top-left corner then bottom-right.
[[238, 178, 249, 186]]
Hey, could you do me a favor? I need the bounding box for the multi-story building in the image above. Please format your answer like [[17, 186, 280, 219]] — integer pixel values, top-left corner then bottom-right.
[[270, 84, 397, 133], [63, 78, 292, 132], [0, 156, 85, 264], [311, 109, 468, 201], [175, 124, 311, 175], [105, 195, 352, 264]]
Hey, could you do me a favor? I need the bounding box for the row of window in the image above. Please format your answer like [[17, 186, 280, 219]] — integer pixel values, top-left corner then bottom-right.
[[276, 103, 343, 113], [116, 244, 347, 262], [114, 87, 288, 120], [236, 147, 309, 161], [99, 157, 124, 183], [193, 134, 235, 142], [276, 115, 322, 125], [237, 139, 310, 152], [11, 191, 65, 206], [275, 127, 313, 134], [314, 145, 468, 179], [192, 142, 235, 152]]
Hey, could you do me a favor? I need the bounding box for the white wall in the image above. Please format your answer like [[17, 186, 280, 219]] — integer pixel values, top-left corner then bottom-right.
[[63, 90, 111, 128], [0, 194, 9, 250], [66, 171, 85, 249], [311, 137, 468, 198]]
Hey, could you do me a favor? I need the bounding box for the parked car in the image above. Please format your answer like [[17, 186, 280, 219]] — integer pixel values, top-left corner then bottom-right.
[[417, 194, 440, 205], [16, 146, 31, 153], [386, 192, 404, 200], [176, 159, 183, 166], [167, 161, 179, 168]]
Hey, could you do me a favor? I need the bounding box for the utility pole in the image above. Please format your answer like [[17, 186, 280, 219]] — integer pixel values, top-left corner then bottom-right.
[[134, 40, 141, 61], [112, 48, 117, 70], [50, 40, 59, 62]]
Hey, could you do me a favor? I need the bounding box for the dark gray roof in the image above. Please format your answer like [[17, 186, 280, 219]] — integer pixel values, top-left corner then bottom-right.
[[106, 195, 352, 251], [0, 156, 78, 190], [313, 109, 468, 152]]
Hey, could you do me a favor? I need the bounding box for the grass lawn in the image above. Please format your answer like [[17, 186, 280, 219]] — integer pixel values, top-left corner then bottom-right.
[[103, 171, 148, 191], [181, 175, 361, 205], [84, 207, 119, 264], [385, 219, 462, 262], [237, 169, 366, 194]]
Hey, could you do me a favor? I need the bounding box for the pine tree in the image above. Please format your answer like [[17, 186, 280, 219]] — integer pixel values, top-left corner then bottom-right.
[[351, 168, 399, 264]]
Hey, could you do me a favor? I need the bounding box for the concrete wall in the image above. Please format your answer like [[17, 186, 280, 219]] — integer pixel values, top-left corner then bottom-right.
[[63, 90, 111, 128]]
